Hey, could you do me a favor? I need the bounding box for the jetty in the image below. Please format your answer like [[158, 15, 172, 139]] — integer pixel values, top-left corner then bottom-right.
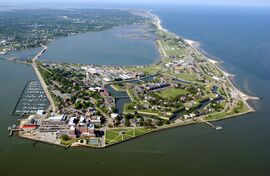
[[198, 117, 222, 130]]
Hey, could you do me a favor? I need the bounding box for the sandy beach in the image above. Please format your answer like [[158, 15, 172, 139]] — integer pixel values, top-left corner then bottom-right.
[[149, 11, 260, 110], [184, 39, 259, 101]]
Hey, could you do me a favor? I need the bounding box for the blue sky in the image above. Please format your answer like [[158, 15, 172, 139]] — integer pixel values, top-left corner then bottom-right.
[[1, 0, 270, 6]]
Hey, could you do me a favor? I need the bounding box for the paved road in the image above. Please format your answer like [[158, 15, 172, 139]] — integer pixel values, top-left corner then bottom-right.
[[31, 46, 55, 112]]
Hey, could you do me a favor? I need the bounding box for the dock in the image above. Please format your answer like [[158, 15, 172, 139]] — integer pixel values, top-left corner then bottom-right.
[[199, 117, 222, 130], [8, 125, 21, 137], [13, 80, 49, 115]]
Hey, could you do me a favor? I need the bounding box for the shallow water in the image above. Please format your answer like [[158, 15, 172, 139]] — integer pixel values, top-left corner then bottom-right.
[[40, 24, 159, 65]]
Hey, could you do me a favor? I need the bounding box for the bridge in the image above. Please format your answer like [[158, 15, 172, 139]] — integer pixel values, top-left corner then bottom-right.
[[32, 45, 47, 63], [115, 96, 130, 99]]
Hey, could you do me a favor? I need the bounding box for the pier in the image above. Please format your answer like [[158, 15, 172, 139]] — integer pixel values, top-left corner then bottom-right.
[[8, 125, 21, 137], [198, 117, 222, 130]]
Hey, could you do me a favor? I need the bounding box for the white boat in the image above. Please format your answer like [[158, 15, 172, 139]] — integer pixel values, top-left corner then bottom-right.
[[216, 126, 222, 130]]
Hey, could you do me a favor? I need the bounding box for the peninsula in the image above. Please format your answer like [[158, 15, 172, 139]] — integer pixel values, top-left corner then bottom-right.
[[5, 9, 258, 148]]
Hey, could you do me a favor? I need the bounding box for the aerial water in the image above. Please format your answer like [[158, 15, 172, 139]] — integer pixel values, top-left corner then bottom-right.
[[0, 4, 270, 176]]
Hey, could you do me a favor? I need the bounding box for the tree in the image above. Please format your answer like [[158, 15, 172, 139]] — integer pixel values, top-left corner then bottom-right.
[[125, 113, 134, 120], [61, 134, 70, 141], [82, 101, 91, 109], [112, 107, 118, 113], [75, 101, 83, 109], [156, 120, 163, 126], [100, 116, 106, 124], [165, 120, 170, 125], [125, 119, 131, 127], [147, 119, 153, 127], [70, 96, 76, 104]]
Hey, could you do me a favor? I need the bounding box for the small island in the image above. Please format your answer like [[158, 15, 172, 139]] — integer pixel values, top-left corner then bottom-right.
[[4, 9, 258, 148]]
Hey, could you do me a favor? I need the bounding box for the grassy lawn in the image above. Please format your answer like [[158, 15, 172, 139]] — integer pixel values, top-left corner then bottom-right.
[[205, 111, 229, 120], [106, 130, 119, 140], [137, 110, 172, 121], [60, 138, 76, 146], [126, 89, 135, 102], [127, 65, 161, 74], [205, 101, 250, 121], [160, 40, 186, 56], [111, 84, 124, 91], [123, 134, 133, 140], [123, 103, 135, 114], [134, 129, 145, 136], [217, 87, 226, 97], [172, 73, 198, 82], [235, 101, 250, 113], [105, 127, 154, 145], [157, 87, 187, 98]]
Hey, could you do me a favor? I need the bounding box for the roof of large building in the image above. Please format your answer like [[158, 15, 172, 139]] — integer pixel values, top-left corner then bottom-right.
[[48, 114, 64, 121]]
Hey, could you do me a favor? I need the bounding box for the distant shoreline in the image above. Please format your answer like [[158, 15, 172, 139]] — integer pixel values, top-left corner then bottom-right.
[[1, 22, 161, 66]]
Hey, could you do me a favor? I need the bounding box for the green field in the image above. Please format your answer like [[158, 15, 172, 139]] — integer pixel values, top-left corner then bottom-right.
[[160, 40, 186, 56], [111, 84, 125, 91], [172, 73, 198, 82], [157, 87, 188, 98], [105, 127, 153, 145], [205, 101, 250, 121], [127, 65, 161, 74], [126, 89, 136, 102], [205, 111, 229, 120]]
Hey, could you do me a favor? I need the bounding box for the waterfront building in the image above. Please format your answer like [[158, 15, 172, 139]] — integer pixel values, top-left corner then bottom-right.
[[20, 124, 38, 131], [39, 121, 66, 132]]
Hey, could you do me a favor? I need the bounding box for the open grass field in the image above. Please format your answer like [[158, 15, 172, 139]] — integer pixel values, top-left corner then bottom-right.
[[157, 87, 188, 98], [111, 84, 125, 91], [205, 111, 229, 120], [172, 73, 198, 82], [127, 65, 161, 74], [105, 127, 154, 145], [160, 40, 186, 56]]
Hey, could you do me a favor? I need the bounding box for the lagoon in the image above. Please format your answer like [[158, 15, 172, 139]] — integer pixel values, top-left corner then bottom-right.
[[4, 24, 160, 65]]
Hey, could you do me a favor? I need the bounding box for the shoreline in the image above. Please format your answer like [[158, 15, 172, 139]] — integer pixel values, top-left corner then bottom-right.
[[10, 9, 259, 149], [18, 105, 254, 149], [150, 11, 260, 103], [184, 38, 259, 101], [2, 23, 162, 67]]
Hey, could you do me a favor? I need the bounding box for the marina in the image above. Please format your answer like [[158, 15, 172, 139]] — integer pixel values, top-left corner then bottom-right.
[[13, 80, 49, 115]]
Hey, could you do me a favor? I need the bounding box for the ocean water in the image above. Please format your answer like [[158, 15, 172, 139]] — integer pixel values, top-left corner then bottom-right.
[[154, 6, 270, 175], [156, 6, 270, 80], [0, 5, 270, 176]]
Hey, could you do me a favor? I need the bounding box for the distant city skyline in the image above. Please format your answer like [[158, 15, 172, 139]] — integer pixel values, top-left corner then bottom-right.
[[1, 0, 270, 7]]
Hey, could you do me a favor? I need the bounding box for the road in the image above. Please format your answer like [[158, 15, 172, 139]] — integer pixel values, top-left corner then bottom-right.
[[31, 46, 56, 112]]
